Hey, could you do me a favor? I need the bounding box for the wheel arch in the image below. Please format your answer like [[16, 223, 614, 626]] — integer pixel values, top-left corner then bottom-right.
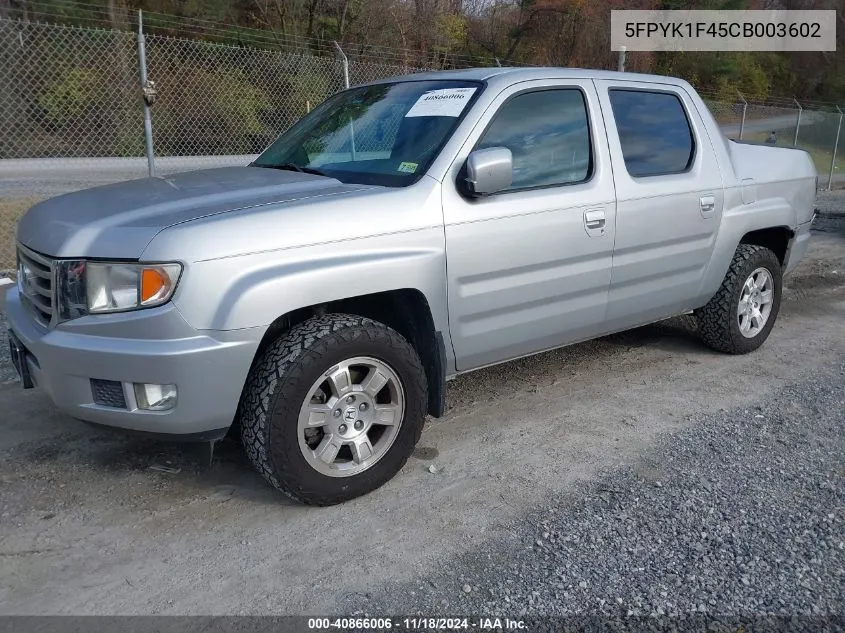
[[247, 289, 447, 418], [698, 201, 797, 305], [739, 225, 794, 265]]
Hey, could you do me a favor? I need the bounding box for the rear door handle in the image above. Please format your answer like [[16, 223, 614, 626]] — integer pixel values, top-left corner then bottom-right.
[[700, 195, 716, 217], [584, 209, 606, 236]]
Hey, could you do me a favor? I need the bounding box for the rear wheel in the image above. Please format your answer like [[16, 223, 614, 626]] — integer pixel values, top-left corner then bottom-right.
[[238, 314, 427, 505], [696, 244, 783, 354]]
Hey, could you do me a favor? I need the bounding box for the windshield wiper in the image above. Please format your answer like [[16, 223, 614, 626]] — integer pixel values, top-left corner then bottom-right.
[[257, 162, 329, 177]]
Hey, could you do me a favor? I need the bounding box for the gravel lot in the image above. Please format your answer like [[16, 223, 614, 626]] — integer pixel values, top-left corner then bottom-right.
[[0, 313, 14, 384], [348, 362, 845, 619], [0, 191, 843, 619]]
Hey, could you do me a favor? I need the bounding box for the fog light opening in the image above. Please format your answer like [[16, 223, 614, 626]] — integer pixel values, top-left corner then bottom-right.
[[134, 383, 177, 411]]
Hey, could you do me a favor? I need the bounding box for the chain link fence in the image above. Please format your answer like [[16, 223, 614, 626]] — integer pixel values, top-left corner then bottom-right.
[[146, 36, 341, 158], [1, 17, 843, 276], [0, 21, 140, 160], [701, 95, 844, 186], [0, 18, 427, 274]]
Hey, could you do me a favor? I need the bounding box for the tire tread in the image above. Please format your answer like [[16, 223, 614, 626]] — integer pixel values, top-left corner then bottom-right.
[[696, 243, 781, 354], [239, 313, 426, 505]]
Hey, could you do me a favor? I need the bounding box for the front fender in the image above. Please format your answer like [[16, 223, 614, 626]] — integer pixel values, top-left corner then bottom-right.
[[170, 228, 450, 335]]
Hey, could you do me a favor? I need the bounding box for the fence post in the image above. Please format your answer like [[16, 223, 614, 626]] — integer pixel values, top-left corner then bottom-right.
[[617, 46, 627, 72], [137, 10, 155, 177], [828, 105, 843, 191], [333, 40, 350, 89], [332, 41, 355, 160], [737, 90, 747, 140], [792, 98, 802, 147]]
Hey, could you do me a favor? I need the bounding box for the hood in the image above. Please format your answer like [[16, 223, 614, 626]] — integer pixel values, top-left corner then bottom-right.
[[16, 166, 366, 259]]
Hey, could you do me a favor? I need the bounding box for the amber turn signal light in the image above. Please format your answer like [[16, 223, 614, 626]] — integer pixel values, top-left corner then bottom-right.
[[140, 266, 179, 305]]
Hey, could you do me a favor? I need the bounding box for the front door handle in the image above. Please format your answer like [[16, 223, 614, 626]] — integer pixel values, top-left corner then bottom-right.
[[584, 209, 606, 236]]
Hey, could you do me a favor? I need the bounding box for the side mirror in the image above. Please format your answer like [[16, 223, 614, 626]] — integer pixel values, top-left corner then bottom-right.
[[463, 147, 512, 197]]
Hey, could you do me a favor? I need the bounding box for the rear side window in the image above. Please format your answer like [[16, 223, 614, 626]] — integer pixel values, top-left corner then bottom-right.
[[476, 89, 592, 190], [608, 89, 695, 177]]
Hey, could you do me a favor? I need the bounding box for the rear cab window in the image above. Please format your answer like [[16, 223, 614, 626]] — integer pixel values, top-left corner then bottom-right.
[[608, 89, 695, 177]]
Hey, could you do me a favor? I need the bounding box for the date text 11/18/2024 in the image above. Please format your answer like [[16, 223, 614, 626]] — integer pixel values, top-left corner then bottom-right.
[[307, 617, 528, 630]]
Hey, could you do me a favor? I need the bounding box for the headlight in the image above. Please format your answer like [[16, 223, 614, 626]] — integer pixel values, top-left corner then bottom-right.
[[57, 260, 182, 322]]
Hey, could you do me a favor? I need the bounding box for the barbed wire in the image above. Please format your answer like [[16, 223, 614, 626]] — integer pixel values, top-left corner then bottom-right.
[[5, 1, 843, 109], [6, 0, 519, 69], [696, 88, 840, 112]]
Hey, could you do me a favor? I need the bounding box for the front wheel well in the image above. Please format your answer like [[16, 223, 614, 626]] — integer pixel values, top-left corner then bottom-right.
[[250, 289, 446, 418], [740, 226, 793, 265]]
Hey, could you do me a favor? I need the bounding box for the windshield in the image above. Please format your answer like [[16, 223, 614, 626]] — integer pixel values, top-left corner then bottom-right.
[[253, 80, 483, 187]]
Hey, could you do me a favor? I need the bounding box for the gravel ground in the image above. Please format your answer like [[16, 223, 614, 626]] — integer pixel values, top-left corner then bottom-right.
[[347, 362, 845, 620], [816, 189, 845, 219], [0, 313, 13, 384]]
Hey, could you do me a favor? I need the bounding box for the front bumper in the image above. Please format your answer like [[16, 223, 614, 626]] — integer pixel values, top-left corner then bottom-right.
[[5, 286, 261, 439]]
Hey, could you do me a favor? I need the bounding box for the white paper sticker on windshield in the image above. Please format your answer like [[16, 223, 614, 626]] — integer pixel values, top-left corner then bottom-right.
[[405, 87, 477, 118]]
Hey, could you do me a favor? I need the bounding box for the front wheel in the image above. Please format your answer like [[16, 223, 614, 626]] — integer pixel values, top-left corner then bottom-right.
[[696, 243, 783, 354], [238, 314, 427, 505]]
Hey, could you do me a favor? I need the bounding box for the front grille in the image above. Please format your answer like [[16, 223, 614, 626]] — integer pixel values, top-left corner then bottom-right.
[[90, 379, 127, 408], [17, 244, 55, 327]]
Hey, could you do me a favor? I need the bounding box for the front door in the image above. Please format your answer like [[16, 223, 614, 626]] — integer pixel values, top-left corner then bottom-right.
[[442, 79, 617, 371]]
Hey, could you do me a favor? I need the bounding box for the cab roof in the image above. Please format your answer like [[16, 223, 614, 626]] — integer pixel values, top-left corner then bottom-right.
[[364, 66, 689, 89]]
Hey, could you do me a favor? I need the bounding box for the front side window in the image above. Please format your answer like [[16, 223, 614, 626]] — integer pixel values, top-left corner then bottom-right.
[[476, 89, 592, 191], [608, 89, 695, 177], [253, 80, 482, 187]]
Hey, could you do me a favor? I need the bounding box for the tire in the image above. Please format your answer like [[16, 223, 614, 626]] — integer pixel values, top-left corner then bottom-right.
[[696, 243, 783, 354], [238, 313, 427, 505]]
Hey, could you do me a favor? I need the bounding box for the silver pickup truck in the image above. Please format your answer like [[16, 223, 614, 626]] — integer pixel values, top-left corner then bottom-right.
[[6, 68, 816, 505]]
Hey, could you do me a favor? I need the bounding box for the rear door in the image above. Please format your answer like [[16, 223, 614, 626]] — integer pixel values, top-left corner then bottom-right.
[[442, 79, 617, 371], [593, 80, 725, 332]]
